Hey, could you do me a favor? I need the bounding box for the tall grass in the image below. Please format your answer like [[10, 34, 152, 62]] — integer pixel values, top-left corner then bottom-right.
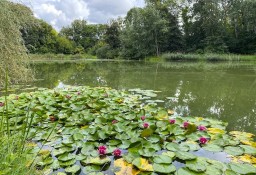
[[161, 53, 256, 61], [0, 72, 56, 175]]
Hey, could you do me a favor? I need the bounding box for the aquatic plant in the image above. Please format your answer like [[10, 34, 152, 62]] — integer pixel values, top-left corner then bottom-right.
[[0, 86, 255, 174]]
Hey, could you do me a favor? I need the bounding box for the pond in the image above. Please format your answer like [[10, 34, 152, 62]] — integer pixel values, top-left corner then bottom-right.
[[23, 61, 256, 134]]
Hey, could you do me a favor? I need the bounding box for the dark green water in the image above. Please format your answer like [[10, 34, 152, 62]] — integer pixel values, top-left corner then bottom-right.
[[30, 61, 256, 134]]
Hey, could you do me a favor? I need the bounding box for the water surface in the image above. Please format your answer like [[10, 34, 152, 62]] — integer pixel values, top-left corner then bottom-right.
[[27, 61, 256, 134]]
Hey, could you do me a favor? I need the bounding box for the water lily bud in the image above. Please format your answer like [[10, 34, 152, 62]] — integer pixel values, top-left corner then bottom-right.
[[113, 148, 122, 157], [183, 121, 189, 128], [169, 119, 176, 124], [198, 125, 207, 131], [66, 95, 71, 99], [141, 116, 146, 121], [112, 120, 118, 124], [199, 137, 208, 144], [98, 145, 107, 155], [77, 92, 81, 95], [143, 122, 149, 128], [49, 116, 56, 122], [0, 102, 4, 107]]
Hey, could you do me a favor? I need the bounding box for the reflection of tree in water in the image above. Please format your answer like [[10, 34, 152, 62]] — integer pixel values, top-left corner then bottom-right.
[[32, 61, 256, 133]]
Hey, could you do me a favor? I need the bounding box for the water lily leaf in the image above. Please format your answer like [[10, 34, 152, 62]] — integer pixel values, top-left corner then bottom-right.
[[230, 131, 254, 140], [166, 142, 189, 152], [231, 154, 256, 164], [203, 144, 223, 152], [59, 158, 76, 167], [114, 158, 140, 175], [153, 155, 173, 164], [132, 158, 153, 171], [82, 165, 101, 174], [180, 141, 200, 151], [56, 172, 67, 175], [108, 140, 121, 146], [205, 166, 223, 175], [240, 140, 256, 148], [50, 160, 60, 170], [153, 163, 176, 174], [186, 160, 207, 172], [58, 153, 76, 162], [65, 165, 81, 174], [176, 167, 204, 175], [185, 123, 198, 135], [224, 146, 244, 156], [141, 128, 154, 138], [138, 148, 155, 157], [73, 133, 84, 141], [239, 145, 256, 155], [207, 128, 225, 135], [175, 151, 197, 160], [85, 157, 111, 165], [229, 163, 256, 174], [155, 110, 168, 120], [224, 169, 238, 175], [162, 151, 175, 159], [37, 157, 54, 166]]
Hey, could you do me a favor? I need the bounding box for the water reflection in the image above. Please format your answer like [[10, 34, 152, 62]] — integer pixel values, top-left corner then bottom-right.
[[28, 61, 256, 133]]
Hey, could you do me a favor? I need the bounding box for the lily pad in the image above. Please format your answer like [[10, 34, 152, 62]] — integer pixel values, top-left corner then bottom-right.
[[229, 163, 256, 174], [132, 157, 153, 172], [65, 165, 81, 174], [153, 163, 176, 174], [175, 151, 197, 161]]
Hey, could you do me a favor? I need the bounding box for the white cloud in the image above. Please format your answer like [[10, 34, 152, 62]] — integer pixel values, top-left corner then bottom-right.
[[12, 0, 145, 31]]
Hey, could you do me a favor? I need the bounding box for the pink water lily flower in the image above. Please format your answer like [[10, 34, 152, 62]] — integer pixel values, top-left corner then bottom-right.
[[183, 121, 189, 128], [112, 120, 118, 124], [199, 137, 208, 144], [77, 92, 81, 95], [169, 119, 176, 124], [141, 116, 146, 121], [98, 145, 107, 155], [0, 102, 4, 107], [113, 148, 122, 157], [143, 122, 149, 129], [198, 125, 207, 131], [66, 95, 71, 99]]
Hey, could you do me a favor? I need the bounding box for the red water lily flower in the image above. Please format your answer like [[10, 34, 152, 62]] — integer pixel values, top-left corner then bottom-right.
[[49, 116, 56, 122], [143, 122, 149, 128], [183, 121, 189, 128], [113, 148, 122, 157], [112, 120, 118, 124], [98, 145, 107, 155], [0, 102, 4, 107], [169, 119, 176, 124], [199, 137, 208, 144], [198, 125, 207, 131], [141, 116, 146, 121]]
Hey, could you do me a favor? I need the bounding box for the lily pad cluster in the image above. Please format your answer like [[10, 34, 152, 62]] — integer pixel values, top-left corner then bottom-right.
[[0, 86, 255, 175]]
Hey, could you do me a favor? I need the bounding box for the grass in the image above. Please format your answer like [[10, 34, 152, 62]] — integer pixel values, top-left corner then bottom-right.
[[0, 72, 54, 175], [160, 53, 256, 62]]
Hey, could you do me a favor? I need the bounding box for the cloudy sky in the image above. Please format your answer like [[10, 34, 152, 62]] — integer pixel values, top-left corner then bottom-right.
[[14, 0, 145, 31]]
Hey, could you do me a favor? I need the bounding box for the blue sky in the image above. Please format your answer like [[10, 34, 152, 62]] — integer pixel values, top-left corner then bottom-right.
[[14, 0, 145, 31]]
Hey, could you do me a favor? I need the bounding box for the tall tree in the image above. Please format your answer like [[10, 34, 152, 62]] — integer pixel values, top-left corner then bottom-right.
[[0, 1, 34, 86]]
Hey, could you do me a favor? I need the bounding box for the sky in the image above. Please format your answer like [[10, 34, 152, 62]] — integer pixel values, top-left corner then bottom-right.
[[13, 0, 145, 31]]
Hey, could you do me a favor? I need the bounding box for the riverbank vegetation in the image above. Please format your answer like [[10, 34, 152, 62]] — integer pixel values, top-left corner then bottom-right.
[[16, 0, 256, 61]]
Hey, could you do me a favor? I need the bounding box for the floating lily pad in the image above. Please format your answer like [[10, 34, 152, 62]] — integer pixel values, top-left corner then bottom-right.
[[224, 146, 244, 156], [153, 163, 176, 174], [132, 157, 153, 172], [175, 151, 197, 160], [229, 163, 256, 174]]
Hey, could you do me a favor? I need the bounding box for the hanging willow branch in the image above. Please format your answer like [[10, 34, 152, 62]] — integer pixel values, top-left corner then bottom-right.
[[0, 0, 35, 87]]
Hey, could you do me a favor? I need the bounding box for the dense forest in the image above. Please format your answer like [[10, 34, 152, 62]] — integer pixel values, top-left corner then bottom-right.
[[20, 0, 256, 59]]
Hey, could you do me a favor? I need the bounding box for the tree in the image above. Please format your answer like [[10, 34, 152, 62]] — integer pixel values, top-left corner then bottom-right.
[[0, 1, 34, 86]]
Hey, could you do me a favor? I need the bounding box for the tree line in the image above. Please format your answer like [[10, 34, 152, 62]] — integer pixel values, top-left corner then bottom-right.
[[21, 0, 256, 59]]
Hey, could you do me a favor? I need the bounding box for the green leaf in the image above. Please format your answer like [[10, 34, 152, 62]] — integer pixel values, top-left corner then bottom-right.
[[224, 146, 244, 156], [186, 160, 207, 173], [73, 133, 84, 141], [58, 153, 76, 162], [82, 165, 101, 174], [153, 163, 176, 173], [239, 145, 256, 155], [229, 163, 256, 174], [155, 109, 168, 120], [203, 144, 223, 152], [65, 165, 81, 174], [166, 142, 189, 152], [176, 167, 204, 175], [84, 157, 111, 165], [132, 157, 153, 171], [141, 128, 154, 137], [153, 155, 173, 164], [175, 151, 197, 160]]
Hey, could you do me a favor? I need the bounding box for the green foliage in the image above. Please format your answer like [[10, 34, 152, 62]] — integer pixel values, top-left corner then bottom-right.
[[0, 0, 34, 86]]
